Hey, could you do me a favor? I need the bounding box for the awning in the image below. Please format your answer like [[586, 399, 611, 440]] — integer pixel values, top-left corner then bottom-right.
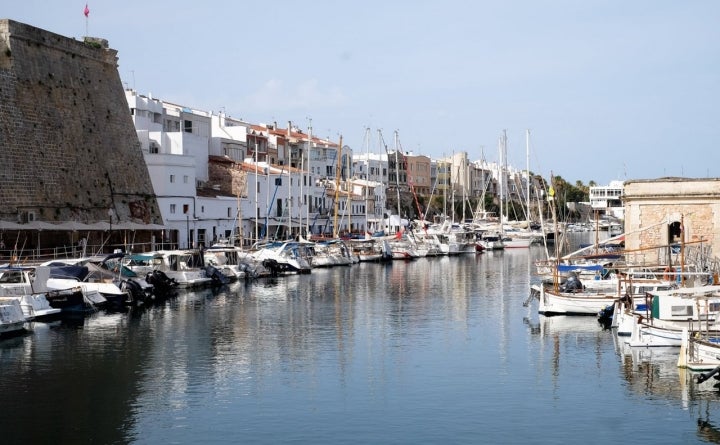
[[0, 220, 165, 231]]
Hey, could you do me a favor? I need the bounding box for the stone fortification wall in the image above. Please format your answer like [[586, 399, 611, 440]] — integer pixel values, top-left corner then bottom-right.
[[0, 19, 162, 224], [623, 178, 720, 264]]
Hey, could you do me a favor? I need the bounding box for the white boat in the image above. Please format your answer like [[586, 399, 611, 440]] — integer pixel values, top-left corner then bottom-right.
[[0, 264, 95, 315], [41, 260, 131, 306], [251, 241, 312, 274], [501, 235, 533, 249], [0, 298, 28, 335], [478, 232, 505, 251], [532, 272, 674, 317], [532, 282, 618, 316], [678, 328, 720, 372], [48, 254, 156, 305], [16, 294, 62, 320], [347, 238, 392, 262], [621, 285, 720, 347], [387, 236, 421, 260], [125, 250, 213, 288], [204, 244, 266, 280], [311, 239, 354, 267]]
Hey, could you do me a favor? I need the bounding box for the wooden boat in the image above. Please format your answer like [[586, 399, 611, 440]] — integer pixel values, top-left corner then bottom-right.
[[678, 328, 720, 372], [532, 282, 618, 316], [618, 285, 720, 347]]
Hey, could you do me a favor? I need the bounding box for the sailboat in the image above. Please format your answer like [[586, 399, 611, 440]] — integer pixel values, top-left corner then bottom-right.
[[499, 130, 532, 249]]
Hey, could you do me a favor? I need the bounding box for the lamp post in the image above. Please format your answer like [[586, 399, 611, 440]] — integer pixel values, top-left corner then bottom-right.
[[108, 208, 114, 250], [183, 203, 190, 249]]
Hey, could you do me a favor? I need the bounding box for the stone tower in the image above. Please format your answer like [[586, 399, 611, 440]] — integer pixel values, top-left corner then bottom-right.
[[0, 19, 162, 225]]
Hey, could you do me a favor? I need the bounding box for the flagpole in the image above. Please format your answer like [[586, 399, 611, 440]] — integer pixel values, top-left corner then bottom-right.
[[84, 4, 90, 36]]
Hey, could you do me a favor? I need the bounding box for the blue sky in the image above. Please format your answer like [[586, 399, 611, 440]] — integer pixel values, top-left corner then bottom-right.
[[4, 1, 719, 185]]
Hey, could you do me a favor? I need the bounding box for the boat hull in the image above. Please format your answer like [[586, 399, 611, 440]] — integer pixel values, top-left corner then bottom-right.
[[536, 284, 617, 316]]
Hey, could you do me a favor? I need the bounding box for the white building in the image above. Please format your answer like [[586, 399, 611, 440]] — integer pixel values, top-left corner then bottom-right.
[[589, 180, 625, 221], [127, 89, 359, 246]]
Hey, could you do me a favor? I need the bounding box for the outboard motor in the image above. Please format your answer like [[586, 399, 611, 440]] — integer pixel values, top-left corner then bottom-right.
[[262, 259, 280, 276], [561, 274, 583, 292], [121, 279, 146, 306], [146, 270, 178, 296], [205, 265, 229, 286], [597, 304, 614, 329]]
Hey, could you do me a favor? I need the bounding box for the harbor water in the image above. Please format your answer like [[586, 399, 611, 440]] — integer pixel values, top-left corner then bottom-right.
[[1, 234, 718, 444]]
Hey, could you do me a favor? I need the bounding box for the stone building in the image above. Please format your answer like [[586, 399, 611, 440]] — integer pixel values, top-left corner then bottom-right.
[[0, 19, 162, 256], [623, 178, 720, 272]]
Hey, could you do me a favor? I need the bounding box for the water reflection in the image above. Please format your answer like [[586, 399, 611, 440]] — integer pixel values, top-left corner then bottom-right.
[[0, 241, 715, 444], [613, 332, 720, 444], [698, 408, 720, 444]]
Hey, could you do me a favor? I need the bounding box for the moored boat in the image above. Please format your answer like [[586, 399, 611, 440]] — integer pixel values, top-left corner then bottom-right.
[[124, 250, 214, 288], [0, 298, 28, 336]]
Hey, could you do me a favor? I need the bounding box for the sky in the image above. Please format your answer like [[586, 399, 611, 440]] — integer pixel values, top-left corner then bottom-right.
[[4, 1, 719, 185]]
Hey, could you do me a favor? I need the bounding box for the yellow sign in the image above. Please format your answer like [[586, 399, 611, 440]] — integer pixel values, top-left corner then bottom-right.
[[548, 186, 555, 197]]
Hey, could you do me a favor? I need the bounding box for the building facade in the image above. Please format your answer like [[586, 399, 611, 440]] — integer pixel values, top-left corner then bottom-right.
[[623, 178, 720, 269]]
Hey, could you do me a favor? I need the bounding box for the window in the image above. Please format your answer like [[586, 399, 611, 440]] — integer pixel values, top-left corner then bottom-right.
[[227, 207, 232, 218], [184, 120, 193, 133], [670, 305, 693, 317], [183, 175, 189, 183], [170, 204, 176, 214]]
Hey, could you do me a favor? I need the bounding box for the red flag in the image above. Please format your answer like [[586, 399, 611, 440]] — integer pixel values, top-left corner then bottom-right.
[[84, 4, 90, 17]]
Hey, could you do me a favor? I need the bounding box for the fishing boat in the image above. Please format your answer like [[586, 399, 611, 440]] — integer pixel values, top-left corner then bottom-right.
[[531, 278, 619, 316], [678, 327, 720, 373], [621, 285, 720, 348]]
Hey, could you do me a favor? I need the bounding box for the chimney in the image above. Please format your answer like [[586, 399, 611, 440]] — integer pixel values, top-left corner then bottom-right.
[[287, 121, 292, 137]]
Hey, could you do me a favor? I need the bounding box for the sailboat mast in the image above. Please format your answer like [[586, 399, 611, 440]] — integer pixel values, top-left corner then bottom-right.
[[333, 135, 343, 238], [394, 130, 401, 227], [237, 186, 243, 247], [298, 121, 304, 237], [443, 156, 447, 221], [549, 174, 559, 291], [526, 129, 531, 228], [305, 124, 312, 237], [254, 140, 259, 244], [364, 127, 370, 233], [498, 133, 504, 231]]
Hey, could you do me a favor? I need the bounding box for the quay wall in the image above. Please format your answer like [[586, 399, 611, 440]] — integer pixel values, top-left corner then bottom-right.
[[0, 19, 161, 224]]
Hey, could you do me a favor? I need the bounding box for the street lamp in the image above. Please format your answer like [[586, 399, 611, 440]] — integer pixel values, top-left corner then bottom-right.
[[183, 204, 190, 248], [107, 208, 114, 249]]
